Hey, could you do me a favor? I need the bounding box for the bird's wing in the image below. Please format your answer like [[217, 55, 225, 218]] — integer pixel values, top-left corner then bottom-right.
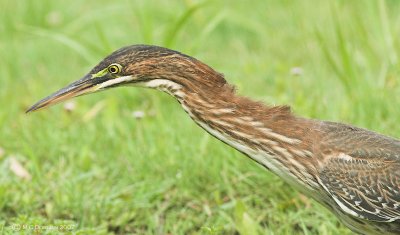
[[317, 122, 400, 222], [319, 155, 400, 222]]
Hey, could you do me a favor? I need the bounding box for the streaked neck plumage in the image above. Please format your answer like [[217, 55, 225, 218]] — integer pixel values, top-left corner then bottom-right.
[[137, 58, 320, 194]]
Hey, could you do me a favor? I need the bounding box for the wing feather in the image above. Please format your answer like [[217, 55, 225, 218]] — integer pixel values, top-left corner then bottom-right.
[[319, 156, 400, 222], [318, 122, 400, 222]]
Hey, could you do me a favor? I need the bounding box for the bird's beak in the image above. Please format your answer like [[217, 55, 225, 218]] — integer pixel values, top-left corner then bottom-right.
[[26, 74, 104, 113]]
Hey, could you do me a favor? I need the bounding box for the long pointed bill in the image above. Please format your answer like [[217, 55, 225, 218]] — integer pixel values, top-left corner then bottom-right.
[[26, 74, 102, 113]]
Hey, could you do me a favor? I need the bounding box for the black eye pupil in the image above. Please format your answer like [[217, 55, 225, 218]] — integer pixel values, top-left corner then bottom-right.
[[109, 66, 118, 73]]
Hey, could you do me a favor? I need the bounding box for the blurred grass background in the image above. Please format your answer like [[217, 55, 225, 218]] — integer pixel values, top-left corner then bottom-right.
[[1, 0, 400, 234]]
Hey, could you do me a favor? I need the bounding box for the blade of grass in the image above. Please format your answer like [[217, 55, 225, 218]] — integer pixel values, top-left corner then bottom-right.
[[163, 1, 209, 47], [18, 25, 96, 63]]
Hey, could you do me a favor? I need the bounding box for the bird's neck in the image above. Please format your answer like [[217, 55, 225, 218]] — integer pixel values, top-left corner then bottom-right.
[[141, 54, 319, 191], [161, 82, 320, 192]]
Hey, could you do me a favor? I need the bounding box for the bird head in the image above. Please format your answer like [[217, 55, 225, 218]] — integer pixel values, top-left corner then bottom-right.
[[27, 44, 226, 113]]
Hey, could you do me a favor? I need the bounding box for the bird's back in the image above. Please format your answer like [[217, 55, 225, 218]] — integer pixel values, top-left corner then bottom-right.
[[314, 121, 400, 234]]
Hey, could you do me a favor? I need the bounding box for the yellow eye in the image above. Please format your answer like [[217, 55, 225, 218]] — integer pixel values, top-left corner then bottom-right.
[[107, 63, 122, 74]]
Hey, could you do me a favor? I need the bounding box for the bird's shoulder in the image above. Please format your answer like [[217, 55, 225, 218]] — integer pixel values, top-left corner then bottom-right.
[[313, 121, 400, 222], [317, 121, 400, 162]]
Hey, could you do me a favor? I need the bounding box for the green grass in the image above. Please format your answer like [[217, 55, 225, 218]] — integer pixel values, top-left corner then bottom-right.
[[1, 0, 400, 234]]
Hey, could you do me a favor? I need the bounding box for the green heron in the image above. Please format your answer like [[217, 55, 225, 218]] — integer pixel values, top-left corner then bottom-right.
[[27, 45, 400, 234]]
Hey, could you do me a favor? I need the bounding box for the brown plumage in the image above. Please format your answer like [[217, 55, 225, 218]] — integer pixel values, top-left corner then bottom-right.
[[27, 45, 400, 234]]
